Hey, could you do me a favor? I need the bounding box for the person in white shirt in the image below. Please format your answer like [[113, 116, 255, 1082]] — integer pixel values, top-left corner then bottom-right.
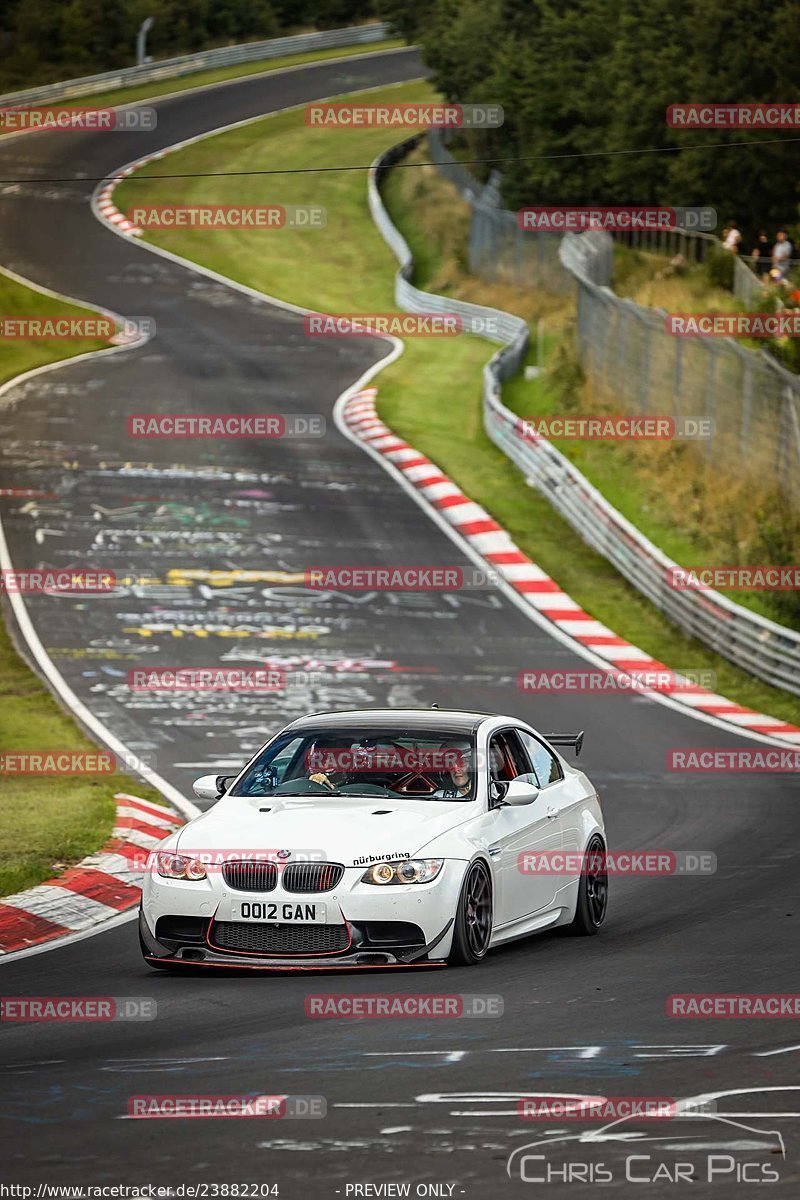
[[772, 230, 793, 278], [723, 222, 742, 253]]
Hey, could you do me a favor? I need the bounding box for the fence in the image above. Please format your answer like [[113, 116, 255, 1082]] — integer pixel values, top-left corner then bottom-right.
[[372, 136, 800, 697], [427, 128, 800, 509], [0, 23, 391, 108], [370, 137, 530, 388]]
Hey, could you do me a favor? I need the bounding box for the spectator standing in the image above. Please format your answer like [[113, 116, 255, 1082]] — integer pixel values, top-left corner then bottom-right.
[[772, 230, 794, 278], [723, 221, 742, 253], [753, 231, 772, 277]]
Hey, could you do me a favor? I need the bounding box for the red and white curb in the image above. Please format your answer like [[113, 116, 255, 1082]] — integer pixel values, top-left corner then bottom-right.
[[343, 387, 800, 745], [0, 794, 182, 955], [95, 148, 172, 236]]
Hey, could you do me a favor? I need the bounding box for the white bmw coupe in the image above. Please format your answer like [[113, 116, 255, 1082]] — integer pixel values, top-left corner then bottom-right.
[[139, 709, 607, 971]]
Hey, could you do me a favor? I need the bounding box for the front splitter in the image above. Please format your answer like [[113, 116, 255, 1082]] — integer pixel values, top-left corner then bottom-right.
[[144, 951, 448, 972]]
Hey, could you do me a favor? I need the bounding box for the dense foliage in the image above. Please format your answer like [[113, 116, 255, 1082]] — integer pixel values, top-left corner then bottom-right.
[[0, 0, 375, 90], [378, 0, 800, 240]]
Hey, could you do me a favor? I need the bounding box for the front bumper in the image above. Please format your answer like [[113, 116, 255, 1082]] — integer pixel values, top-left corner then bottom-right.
[[140, 859, 466, 969], [139, 908, 452, 971]]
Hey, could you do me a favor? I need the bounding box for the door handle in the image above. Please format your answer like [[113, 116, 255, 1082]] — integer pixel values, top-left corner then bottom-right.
[[546, 806, 557, 820]]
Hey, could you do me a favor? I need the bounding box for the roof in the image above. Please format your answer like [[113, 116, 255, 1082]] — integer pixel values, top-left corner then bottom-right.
[[284, 708, 497, 735]]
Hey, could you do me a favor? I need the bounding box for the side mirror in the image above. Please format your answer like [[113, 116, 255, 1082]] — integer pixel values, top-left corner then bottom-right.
[[192, 774, 232, 801], [503, 778, 540, 806]]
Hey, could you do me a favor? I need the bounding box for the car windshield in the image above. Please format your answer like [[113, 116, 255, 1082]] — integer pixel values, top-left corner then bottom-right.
[[233, 727, 476, 801]]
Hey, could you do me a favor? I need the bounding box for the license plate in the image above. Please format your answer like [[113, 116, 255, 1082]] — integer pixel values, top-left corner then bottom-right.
[[233, 900, 326, 923]]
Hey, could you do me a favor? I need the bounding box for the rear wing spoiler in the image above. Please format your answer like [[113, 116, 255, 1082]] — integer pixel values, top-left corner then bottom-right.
[[544, 731, 584, 757]]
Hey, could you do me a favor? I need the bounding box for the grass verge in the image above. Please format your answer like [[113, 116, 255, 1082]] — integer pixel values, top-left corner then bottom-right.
[[0, 270, 166, 896], [113, 88, 800, 725]]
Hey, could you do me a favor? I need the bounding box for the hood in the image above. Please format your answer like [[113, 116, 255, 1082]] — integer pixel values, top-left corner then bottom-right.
[[175, 794, 477, 864]]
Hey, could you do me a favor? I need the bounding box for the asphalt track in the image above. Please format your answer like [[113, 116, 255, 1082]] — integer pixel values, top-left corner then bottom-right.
[[0, 47, 798, 1196]]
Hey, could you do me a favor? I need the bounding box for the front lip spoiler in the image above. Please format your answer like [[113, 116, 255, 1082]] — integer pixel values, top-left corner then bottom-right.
[[145, 950, 448, 971], [141, 909, 454, 972]]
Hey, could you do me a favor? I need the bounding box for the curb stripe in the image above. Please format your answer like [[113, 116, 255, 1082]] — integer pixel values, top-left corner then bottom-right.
[[342, 388, 800, 745], [0, 793, 183, 955]]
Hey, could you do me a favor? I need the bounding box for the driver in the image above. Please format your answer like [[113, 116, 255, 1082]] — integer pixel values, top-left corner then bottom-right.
[[306, 739, 343, 790], [434, 743, 472, 798]]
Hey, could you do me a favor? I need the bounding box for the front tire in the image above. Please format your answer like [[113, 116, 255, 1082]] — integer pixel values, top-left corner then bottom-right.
[[449, 860, 493, 965], [566, 834, 608, 935]]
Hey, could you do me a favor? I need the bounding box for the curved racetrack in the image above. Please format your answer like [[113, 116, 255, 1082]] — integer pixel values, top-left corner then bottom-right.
[[0, 47, 797, 1195]]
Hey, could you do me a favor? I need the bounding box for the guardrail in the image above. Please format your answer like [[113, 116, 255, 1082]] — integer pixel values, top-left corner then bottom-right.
[[371, 136, 800, 696], [0, 23, 391, 107], [370, 136, 530, 382], [427, 129, 800, 510], [429, 128, 769, 307]]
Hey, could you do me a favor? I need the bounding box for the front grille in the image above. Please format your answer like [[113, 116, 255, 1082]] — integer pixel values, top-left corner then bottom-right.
[[222, 861, 278, 892], [282, 862, 344, 893], [210, 921, 350, 956]]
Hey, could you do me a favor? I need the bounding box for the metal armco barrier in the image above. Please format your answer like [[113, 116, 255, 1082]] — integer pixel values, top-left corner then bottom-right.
[[0, 23, 391, 107], [428, 129, 800, 507], [371, 136, 800, 696]]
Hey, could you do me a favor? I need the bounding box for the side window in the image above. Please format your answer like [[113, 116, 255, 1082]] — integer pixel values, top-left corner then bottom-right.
[[488, 730, 535, 783], [518, 731, 563, 787]]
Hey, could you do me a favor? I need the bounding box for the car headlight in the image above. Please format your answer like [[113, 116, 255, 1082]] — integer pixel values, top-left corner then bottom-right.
[[155, 851, 207, 881], [361, 859, 444, 885]]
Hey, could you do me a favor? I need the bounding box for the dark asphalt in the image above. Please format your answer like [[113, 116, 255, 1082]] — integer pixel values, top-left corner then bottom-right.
[[0, 48, 797, 1196]]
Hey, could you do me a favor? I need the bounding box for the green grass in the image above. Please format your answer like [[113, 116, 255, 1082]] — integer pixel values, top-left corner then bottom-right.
[[113, 83, 800, 726], [0, 271, 168, 896], [0, 270, 112, 385], [114, 78, 496, 453], [64, 38, 405, 111], [500, 343, 786, 621], [612, 245, 740, 312]]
